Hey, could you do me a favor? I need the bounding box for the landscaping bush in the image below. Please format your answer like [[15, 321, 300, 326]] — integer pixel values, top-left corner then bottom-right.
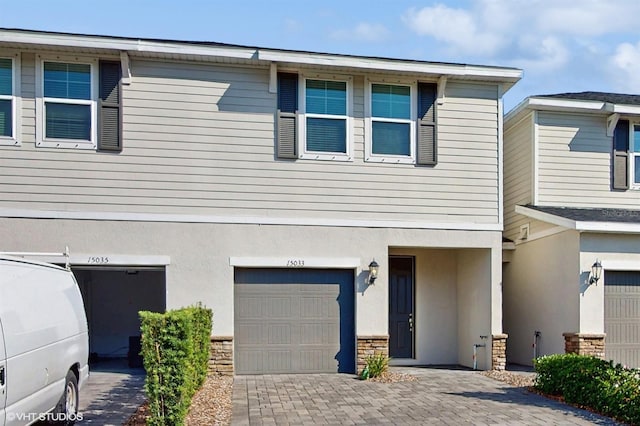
[[533, 354, 640, 425], [140, 305, 213, 426], [360, 353, 389, 380]]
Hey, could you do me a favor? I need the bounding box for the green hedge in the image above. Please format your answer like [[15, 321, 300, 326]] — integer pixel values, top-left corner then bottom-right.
[[140, 305, 213, 426], [534, 354, 640, 424]]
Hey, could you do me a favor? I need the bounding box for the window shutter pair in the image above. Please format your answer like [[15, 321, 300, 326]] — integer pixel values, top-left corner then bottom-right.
[[276, 75, 437, 164], [613, 120, 629, 190], [98, 61, 122, 152], [417, 82, 437, 165], [277, 73, 298, 159]]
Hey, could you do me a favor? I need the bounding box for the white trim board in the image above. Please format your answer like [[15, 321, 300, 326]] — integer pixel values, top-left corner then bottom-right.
[[515, 205, 640, 234], [0, 207, 503, 231]]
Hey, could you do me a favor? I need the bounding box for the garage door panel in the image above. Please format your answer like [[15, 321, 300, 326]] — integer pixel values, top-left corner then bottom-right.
[[605, 271, 640, 368], [268, 323, 293, 344], [234, 268, 355, 374]]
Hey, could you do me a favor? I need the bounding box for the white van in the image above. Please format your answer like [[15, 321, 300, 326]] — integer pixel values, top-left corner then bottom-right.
[[0, 255, 89, 425]]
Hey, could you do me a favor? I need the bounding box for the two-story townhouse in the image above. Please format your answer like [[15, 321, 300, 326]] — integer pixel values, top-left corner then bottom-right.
[[0, 28, 521, 374], [504, 92, 640, 369]]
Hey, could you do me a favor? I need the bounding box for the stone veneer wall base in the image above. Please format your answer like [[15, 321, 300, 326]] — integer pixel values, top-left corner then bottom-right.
[[356, 335, 389, 374], [491, 334, 507, 371], [209, 336, 234, 376], [563, 333, 605, 359]]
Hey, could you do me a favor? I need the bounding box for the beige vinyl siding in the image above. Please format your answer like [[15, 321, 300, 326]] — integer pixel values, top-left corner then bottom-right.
[[503, 113, 533, 241], [537, 112, 640, 208], [0, 54, 501, 225]]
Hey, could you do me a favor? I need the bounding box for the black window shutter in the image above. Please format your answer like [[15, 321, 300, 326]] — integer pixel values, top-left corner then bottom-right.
[[98, 60, 122, 152], [612, 119, 629, 190], [417, 82, 437, 165], [277, 73, 298, 159]]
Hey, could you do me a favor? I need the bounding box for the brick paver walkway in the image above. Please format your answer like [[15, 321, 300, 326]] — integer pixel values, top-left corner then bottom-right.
[[232, 367, 620, 425]]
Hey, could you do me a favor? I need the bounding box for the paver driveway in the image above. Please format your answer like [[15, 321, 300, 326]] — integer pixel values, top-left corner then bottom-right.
[[232, 367, 620, 425]]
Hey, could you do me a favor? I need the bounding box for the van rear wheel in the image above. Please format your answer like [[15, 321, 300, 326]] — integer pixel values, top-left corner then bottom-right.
[[54, 370, 79, 425]]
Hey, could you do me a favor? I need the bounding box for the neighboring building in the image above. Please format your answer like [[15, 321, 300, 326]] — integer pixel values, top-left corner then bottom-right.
[[503, 92, 640, 368], [0, 28, 521, 374]]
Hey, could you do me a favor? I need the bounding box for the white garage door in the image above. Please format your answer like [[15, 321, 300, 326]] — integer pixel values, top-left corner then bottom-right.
[[604, 271, 640, 368], [234, 268, 355, 374]]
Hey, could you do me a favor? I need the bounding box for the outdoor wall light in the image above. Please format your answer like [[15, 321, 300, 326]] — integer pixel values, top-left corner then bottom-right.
[[589, 259, 602, 285], [368, 259, 379, 285]]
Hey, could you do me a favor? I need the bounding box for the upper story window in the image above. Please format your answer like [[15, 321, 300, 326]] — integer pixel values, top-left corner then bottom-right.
[[633, 125, 640, 186], [366, 82, 415, 163], [365, 79, 437, 165], [0, 55, 19, 146], [36, 56, 98, 149], [612, 119, 640, 190], [300, 77, 352, 161]]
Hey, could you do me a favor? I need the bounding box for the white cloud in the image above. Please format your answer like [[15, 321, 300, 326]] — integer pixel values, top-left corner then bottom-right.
[[512, 36, 570, 72], [611, 42, 640, 92], [402, 4, 505, 56], [331, 23, 390, 42]]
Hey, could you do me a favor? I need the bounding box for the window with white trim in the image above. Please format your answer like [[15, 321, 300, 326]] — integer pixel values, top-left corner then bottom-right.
[[0, 55, 19, 145], [633, 125, 640, 186], [299, 76, 353, 161], [366, 81, 416, 163], [36, 57, 98, 149]]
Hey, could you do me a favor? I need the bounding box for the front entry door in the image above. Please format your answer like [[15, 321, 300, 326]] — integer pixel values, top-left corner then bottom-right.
[[389, 256, 414, 358]]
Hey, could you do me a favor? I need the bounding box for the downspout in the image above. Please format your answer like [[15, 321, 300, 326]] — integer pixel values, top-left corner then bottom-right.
[[533, 331, 541, 360], [473, 336, 488, 370]]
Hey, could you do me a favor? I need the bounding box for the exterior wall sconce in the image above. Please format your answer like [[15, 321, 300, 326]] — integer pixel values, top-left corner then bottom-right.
[[368, 259, 379, 284], [589, 259, 602, 285]]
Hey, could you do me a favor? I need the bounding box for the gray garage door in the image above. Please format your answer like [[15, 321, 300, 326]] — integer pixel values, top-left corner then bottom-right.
[[234, 268, 355, 374], [604, 271, 640, 368]]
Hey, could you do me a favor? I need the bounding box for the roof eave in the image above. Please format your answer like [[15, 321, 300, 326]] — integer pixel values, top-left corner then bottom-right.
[[0, 28, 523, 86], [506, 96, 640, 127], [258, 49, 522, 87], [515, 205, 640, 234]]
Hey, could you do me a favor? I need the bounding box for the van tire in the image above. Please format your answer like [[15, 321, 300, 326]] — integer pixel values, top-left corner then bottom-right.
[[54, 370, 79, 425]]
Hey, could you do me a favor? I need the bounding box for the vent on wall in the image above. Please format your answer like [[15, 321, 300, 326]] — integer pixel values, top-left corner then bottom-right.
[[519, 224, 530, 241]]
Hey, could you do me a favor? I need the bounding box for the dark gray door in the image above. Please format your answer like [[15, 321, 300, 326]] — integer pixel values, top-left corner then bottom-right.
[[234, 268, 355, 374], [389, 257, 414, 358], [605, 271, 640, 368]]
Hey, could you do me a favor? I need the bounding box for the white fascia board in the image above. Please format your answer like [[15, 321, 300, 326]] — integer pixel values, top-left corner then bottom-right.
[[506, 97, 606, 125], [606, 103, 640, 115], [0, 30, 256, 59], [258, 50, 522, 82], [0, 207, 502, 231], [514, 205, 576, 229], [576, 221, 640, 233], [515, 205, 640, 234]]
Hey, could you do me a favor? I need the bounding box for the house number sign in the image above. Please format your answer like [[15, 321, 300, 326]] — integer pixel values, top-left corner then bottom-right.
[[286, 259, 305, 267], [87, 256, 109, 264]]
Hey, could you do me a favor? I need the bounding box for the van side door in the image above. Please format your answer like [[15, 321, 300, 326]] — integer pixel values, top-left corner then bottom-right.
[[0, 316, 7, 426]]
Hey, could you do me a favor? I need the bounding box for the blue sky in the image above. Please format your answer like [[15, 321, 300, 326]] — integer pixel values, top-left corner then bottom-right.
[[2, 0, 640, 111]]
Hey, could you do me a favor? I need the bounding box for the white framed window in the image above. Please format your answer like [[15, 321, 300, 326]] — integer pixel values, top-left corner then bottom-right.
[[36, 55, 98, 149], [365, 79, 417, 164], [633, 124, 640, 187], [299, 74, 353, 161], [0, 52, 20, 146]]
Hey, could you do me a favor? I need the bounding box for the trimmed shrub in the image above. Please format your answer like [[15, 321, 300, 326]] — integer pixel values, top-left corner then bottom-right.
[[534, 354, 640, 425], [140, 305, 213, 426], [360, 353, 389, 380]]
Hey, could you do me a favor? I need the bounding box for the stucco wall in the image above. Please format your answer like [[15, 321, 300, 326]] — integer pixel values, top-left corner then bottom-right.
[[1, 218, 501, 340], [579, 233, 640, 333], [503, 230, 580, 365], [457, 249, 493, 370]]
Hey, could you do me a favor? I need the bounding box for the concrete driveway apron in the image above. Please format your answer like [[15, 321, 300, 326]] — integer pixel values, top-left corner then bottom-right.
[[232, 367, 621, 425]]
